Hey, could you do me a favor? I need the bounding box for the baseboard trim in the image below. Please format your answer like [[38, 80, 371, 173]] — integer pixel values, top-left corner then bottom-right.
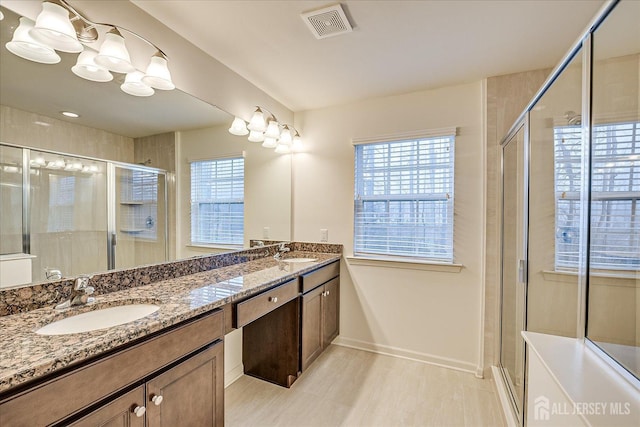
[[224, 363, 244, 388], [491, 366, 520, 427], [333, 336, 476, 374]]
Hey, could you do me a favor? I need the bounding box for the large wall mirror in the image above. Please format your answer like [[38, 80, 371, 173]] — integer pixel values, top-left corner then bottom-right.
[[0, 5, 292, 289], [586, 0, 639, 379]]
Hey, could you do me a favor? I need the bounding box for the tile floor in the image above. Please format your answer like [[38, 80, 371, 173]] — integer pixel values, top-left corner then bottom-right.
[[225, 345, 507, 426]]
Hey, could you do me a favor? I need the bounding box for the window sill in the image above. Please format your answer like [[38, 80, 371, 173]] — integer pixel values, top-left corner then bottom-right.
[[346, 255, 463, 273], [542, 269, 638, 287], [187, 243, 242, 251]]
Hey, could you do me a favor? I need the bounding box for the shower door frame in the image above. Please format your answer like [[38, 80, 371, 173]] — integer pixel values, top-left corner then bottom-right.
[[0, 142, 169, 277], [498, 116, 529, 426]]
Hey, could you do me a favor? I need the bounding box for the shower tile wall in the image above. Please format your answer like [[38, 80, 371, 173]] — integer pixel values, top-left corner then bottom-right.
[[484, 68, 551, 376]]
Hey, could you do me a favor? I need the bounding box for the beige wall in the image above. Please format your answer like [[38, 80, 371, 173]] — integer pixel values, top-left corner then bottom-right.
[[293, 82, 485, 373], [176, 124, 291, 259]]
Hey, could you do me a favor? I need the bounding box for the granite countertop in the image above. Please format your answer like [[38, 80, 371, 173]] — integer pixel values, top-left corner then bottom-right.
[[0, 251, 340, 393]]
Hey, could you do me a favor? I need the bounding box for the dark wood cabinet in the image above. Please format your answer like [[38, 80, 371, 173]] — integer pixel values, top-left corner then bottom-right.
[[147, 342, 224, 427], [69, 386, 146, 427], [301, 263, 340, 371], [0, 310, 224, 427], [241, 279, 301, 388]]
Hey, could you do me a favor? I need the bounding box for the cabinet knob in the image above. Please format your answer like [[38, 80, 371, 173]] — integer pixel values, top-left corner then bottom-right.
[[325, 290, 330, 296], [269, 296, 278, 303], [133, 405, 146, 417], [151, 394, 164, 406]]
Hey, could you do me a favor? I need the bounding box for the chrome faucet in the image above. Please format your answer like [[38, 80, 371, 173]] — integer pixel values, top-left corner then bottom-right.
[[55, 274, 95, 309], [274, 243, 290, 260], [45, 268, 62, 280]]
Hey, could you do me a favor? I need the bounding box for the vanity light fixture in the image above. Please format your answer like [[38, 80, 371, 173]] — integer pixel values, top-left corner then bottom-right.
[[227, 106, 303, 154], [5, 0, 175, 98]]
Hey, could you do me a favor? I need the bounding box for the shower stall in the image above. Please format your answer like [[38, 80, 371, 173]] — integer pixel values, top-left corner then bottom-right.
[[0, 143, 168, 285], [497, 0, 639, 423]]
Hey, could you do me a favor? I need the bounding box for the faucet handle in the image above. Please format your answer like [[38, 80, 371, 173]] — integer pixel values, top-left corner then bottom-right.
[[75, 274, 93, 290]]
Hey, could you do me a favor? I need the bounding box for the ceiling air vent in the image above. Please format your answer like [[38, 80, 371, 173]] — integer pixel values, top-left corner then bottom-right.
[[301, 3, 353, 40]]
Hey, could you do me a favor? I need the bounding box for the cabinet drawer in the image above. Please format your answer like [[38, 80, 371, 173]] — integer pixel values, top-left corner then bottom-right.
[[301, 261, 340, 294], [0, 309, 224, 427], [235, 279, 299, 327]]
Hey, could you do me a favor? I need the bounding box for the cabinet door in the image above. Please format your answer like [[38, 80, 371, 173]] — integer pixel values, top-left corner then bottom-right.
[[322, 277, 340, 347], [146, 342, 224, 427], [301, 286, 324, 371], [68, 386, 146, 427]]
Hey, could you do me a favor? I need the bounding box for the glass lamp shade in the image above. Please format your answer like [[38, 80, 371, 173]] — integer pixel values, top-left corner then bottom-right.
[[0, 10, 5, 21], [30, 2, 83, 53], [121, 71, 154, 97], [142, 54, 175, 90], [247, 108, 267, 132], [292, 134, 303, 151], [95, 29, 135, 73], [6, 17, 61, 64], [72, 49, 113, 82], [262, 137, 278, 148], [229, 117, 249, 136], [248, 130, 265, 143], [264, 120, 280, 139], [275, 143, 291, 154], [279, 126, 293, 145]]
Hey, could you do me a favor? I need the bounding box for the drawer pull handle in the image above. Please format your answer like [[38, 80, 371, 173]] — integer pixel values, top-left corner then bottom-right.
[[151, 394, 164, 406], [269, 296, 278, 303], [133, 405, 146, 417]]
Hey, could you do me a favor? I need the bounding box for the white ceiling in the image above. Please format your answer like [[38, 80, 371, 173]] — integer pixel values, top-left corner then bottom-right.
[[132, 0, 606, 112]]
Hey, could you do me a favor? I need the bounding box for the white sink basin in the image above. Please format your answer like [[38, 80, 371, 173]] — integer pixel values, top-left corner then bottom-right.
[[36, 304, 160, 335], [280, 257, 318, 263]]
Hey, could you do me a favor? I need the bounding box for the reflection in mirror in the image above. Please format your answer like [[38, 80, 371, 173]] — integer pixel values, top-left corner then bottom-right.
[[527, 47, 583, 338], [0, 5, 292, 289], [587, 0, 640, 379]]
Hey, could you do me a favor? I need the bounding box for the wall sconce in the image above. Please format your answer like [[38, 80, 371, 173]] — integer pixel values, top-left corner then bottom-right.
[[228, 106, 303, 154], [4, 0, 174, 98]]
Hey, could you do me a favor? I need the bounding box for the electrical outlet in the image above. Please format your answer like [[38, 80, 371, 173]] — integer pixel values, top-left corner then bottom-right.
[[263, 227, 270, 239], [320, 228, 328, 242]]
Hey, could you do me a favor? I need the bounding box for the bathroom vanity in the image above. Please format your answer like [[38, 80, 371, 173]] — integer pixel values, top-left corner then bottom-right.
[[0, 242, 342, 426]]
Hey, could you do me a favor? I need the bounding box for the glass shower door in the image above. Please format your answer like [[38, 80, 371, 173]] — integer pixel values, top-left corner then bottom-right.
[[500, 120, 527, 422], [112, 165, 167, 270]]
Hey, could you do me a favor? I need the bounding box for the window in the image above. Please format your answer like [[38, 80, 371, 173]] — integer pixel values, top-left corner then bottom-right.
[[190, 157, 244, 246], [354, 133, 455, 261], [48, 174, 75, 232], [554, 121, 640, 270], [121, 169, 159, 240]]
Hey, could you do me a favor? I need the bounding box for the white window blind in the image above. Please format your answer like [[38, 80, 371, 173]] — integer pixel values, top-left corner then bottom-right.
[[190, 157, 244, 246], [48, 174, 75, 232], [354, 135, 455, 261], [554, 121, 640, 270]]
